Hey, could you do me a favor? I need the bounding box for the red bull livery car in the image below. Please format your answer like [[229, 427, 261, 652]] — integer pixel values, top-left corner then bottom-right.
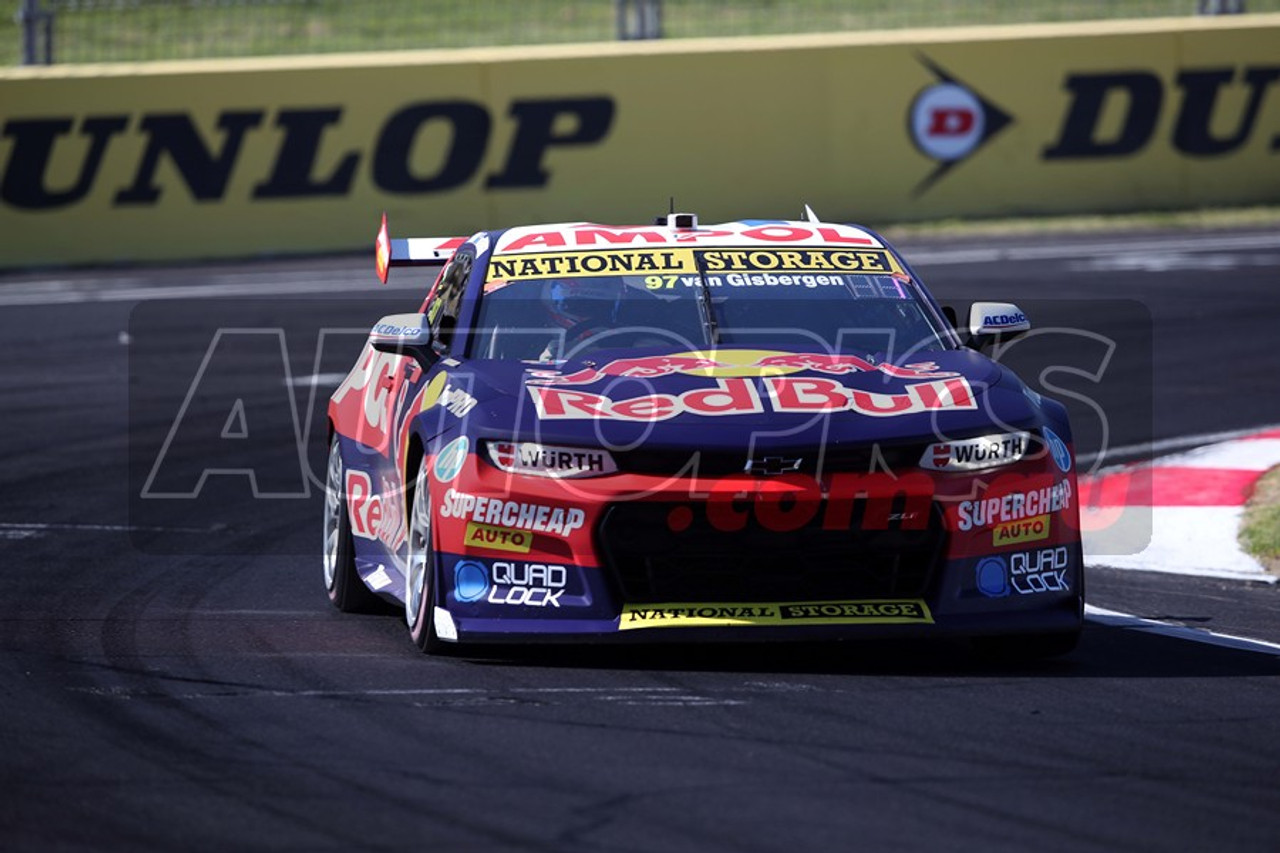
[[324, 212, 1083, 657]]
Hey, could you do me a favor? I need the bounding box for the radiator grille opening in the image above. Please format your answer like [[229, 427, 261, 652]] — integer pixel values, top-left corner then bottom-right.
[[596, 497, 946, 604]]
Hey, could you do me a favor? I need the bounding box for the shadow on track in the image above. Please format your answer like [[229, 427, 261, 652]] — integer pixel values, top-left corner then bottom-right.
[[434, 621, 1280, 679]]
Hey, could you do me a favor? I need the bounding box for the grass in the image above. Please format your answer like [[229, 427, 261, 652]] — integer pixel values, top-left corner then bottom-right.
[[5, 1, 1280, 65], [1240, 466, 1280, 576]]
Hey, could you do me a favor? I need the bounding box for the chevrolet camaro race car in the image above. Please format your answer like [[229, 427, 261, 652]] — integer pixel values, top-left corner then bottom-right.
[[323, 211, 1083, 657]]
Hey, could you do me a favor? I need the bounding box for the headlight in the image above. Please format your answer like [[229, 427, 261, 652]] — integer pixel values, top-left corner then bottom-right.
[[483, 441, 617, 478], [920, 431, 1030, 472]]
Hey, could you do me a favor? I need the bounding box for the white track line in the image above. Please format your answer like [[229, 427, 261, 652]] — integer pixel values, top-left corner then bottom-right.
[[0, 277, 420, 307], [285, 372, 347, 387], [0, 521, 214, 533], [1085, 604, 1280, 656], [906, 231, 1280, 266]]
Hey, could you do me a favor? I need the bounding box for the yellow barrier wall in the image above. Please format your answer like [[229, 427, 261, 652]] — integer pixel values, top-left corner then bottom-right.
[[2, 16, 1278, 266]]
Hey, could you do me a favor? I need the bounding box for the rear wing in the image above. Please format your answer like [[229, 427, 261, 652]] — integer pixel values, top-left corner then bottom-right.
[[374, 213, 466, 284]]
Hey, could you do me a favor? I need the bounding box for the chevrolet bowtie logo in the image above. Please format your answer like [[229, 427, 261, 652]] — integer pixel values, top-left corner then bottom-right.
[[745, 456, 803, 476]]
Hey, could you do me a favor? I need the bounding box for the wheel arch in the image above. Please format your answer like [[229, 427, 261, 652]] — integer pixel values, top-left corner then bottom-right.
[[403, 429, 425, 530]]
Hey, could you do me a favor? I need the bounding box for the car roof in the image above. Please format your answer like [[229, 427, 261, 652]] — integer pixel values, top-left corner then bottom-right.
[[487, 219, 887, 254]]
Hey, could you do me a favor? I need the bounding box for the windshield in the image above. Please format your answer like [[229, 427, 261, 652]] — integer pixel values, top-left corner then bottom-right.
[[470, 247, 950, 362]]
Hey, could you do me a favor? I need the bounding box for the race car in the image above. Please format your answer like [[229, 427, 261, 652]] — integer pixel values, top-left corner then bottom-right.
[[323, 211, 1083, 657]]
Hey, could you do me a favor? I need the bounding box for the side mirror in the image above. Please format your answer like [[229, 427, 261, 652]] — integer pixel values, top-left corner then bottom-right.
[[369, 313, 435, 367], [967, 301, 1030, 351]]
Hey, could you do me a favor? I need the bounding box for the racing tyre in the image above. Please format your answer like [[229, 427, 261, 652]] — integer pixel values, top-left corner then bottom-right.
[[323, 439, 382, 613], [406, 462, 447, 654]]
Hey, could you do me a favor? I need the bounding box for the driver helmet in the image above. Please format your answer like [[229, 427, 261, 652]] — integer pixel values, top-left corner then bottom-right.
[[542, 277, 624, 330]]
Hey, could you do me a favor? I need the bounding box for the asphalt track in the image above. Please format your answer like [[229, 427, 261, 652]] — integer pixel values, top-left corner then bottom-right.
[[2, 227, 1279, 851]]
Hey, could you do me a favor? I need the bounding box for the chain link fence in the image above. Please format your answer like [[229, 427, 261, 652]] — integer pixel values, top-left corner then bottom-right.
[[6, 0, 1269, 66]]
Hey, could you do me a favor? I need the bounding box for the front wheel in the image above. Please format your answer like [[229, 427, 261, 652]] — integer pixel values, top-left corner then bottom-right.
[[405, 462, 447, 653], [323, 439, 381, 613]]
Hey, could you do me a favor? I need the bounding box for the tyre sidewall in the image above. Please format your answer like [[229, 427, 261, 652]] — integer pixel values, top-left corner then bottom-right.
[[325, 438, 380, 612], [407, 464, 441, 652]]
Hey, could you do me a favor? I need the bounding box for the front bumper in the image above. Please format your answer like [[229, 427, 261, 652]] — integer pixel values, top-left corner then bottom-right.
[[429, 450, 1083, 644]]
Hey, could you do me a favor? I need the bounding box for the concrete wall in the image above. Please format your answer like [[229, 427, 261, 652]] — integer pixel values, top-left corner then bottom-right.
[[1, 15, 1278, 266]]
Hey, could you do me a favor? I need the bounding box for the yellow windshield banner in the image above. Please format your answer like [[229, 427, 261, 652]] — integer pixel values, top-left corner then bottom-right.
[[700, 248, 904, 275], [486, 247, 905, 282], [486, 248, 698, 281], [618, 599, 933, 630]]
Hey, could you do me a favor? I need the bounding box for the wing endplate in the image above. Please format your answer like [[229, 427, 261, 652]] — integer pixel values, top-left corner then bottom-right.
[[375, 213, 465, 283]]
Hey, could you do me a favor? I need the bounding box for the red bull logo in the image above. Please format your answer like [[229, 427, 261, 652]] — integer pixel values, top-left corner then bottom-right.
[[526, 349, 959, 387], [530, 375, 976, 422]]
